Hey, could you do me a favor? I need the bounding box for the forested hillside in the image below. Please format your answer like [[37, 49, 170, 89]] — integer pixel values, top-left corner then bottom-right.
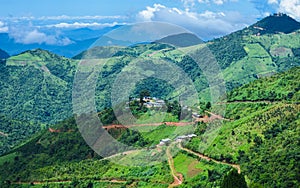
[[0, 65, 298, 188], [186, 67, 300, 188]]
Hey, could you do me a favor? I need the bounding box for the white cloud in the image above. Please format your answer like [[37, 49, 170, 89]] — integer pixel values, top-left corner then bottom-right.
[[213, 0, 225, 5], [181, 0, 196, 9], [198, 0, 209, 3], [138, 4, 166, 21], [0, 21, 8, 33], [9, 28, 73, 46], [46, 22, 120, 29], [137, 4, 253, 40], [266, 0, 300, 20], [278, 0, 300, 19], [197, 0, 238, 5], [4, 15, 125, 21], [37, 15, 125, 20], [268, 0, 278, 4]]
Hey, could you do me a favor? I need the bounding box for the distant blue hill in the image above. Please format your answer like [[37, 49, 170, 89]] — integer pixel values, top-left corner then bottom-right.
[[0, 48, 9, 59], [0, 26, 121, 57]]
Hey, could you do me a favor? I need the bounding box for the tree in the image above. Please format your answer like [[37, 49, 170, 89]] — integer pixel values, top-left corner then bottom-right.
[[139, 90, 150, 106], [221, 169, 247, 188], [205, 102, 211, 110]]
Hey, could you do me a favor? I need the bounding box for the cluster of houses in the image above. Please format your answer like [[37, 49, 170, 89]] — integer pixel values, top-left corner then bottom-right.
[[143, 97, 165, 108], [159, 134, 197, 146], [192, 112, 202, 118]]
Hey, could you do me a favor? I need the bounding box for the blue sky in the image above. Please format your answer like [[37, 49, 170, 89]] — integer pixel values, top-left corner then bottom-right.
[[0, 0, 299, 43]]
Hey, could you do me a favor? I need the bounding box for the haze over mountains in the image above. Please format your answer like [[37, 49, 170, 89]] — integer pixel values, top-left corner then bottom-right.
[[0, 25, 121, 57], [1, 13, 300, 58]]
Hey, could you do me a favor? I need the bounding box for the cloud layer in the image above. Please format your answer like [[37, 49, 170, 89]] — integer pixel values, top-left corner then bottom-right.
[[137, 4, 253, 40], [9, 27, 73, 45], [0, 21, 8, 33], [1, 0, 300, 46], [46, 22, 120, 29], [277, 0, 300, 19]]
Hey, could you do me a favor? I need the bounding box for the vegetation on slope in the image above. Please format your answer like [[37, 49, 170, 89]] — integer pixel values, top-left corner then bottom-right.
[[0, 115, 42, 155], [186, 67, 300, 187]]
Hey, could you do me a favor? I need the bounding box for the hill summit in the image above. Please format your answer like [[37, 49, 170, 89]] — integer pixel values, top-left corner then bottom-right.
[[250, 13, 300, 35]]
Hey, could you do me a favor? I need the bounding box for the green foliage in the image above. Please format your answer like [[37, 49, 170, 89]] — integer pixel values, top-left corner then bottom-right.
[[0, 115, 42, 155], [221, 169, 247, 188], [229, 67, 300, 102], [208, 31, 247, 69], [116, 128, 149, 147], [1, 51, 74, 125], [174, 151, 232, 188], [0, 117, 102, 182], [186, 67, 300, 187]]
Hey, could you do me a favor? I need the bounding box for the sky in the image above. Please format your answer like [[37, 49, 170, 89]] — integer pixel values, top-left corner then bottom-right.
[[0, 0, 300, 44]]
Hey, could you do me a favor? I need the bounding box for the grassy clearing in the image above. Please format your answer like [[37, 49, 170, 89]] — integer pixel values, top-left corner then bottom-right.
[[141, 124, 195, 144], [173, 151, 232, 187]]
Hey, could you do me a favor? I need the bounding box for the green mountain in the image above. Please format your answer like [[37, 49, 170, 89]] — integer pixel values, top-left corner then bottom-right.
[[186, 67, 300, 188], [0, 66, 298, 188], [156, 33, 203, 47], [0, 115, 42, 155], [250, 13, 300, 35], [2, 49, 76, 124], [208, 14, 300, 89]]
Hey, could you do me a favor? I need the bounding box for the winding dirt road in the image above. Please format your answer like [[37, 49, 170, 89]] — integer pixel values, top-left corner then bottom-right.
[[178, 144, 241, 174], [13, 179, 127, 185], [167, 144, 184, 187], [204, 111, 231, 122], [103, 121, 193, 130]]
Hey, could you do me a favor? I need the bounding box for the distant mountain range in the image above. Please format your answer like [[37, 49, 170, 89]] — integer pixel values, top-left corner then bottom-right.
[[156, 33, 203, 47], [1, 14, 300, 58], [0, 25, 121, 57]]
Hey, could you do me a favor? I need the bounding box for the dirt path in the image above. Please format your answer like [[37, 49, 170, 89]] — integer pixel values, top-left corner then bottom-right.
[[216, 100, 276, 105], [179, 144, 241, 174], [101, 149, 140, 160], [148, 48, 172, 57], [167, 144, 184, 187], [103, 121, 193, 130], [204, 111, 231, 121], [0, 131, 8, 137], [13, 178, 127, 185]]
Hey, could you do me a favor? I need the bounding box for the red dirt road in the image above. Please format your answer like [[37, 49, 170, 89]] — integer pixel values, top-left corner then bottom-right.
[[179, 144, 241, 174], [103, 121, 193, 130], [167, 144, 184, 187]]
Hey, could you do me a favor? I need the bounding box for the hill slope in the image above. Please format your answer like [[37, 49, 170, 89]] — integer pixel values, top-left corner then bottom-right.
[[0, 66, 298, 188], [251, 13, 300, 35], [1, 15, 300, 157], [1, 49, 76, 125], [186, 67, 300, 187]]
